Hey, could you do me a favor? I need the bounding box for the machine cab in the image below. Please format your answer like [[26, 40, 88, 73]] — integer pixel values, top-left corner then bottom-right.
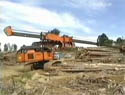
[[17, 46, 54, 63]]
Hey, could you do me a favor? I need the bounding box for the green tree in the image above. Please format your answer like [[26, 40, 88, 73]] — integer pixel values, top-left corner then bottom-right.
[[97, 33, 109, 46], [0, 43, 1, 52], [116, 37, 122, 43], [7, 43, 13, 52], [4, 44, 8, 52], [50, 28, 60, 35], [116, 37, 125, 45], [104, 39, 113, 46], [13, 44, 17, 52]]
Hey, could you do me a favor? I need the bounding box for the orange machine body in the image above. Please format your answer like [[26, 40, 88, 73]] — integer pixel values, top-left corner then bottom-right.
[[46, 34, 73, 43], [4, 26, 73, 44], [45, 33, 74, 48], [17, 50, 54, 63], [3, 26, 97, 69], [4, 26, 14, 36]]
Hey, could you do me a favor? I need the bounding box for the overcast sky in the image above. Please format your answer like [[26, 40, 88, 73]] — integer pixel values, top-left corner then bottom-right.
[[0, 0, 125, 48]]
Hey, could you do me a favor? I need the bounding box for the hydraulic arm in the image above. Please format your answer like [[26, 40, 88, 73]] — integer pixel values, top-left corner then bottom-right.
[[4, 26, 97, 47]]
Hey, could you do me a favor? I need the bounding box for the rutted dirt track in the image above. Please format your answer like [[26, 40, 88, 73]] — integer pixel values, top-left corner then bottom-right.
[[1, 47, 125, 95]]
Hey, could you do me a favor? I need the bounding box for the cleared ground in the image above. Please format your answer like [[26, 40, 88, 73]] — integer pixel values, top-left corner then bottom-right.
[[0, 47, 125, 95]]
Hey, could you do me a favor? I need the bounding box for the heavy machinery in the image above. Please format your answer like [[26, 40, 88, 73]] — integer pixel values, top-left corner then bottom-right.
[[4, 26, 97, 70]]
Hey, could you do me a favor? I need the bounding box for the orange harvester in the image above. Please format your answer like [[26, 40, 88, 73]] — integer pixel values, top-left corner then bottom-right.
[[4, 26, 97, 69]]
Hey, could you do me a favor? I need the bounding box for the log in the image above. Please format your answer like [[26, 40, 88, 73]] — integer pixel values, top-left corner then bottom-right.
[[87, 51, 111, 56], [86, 47, 120, 53], [42, 87, 47, 95], [61, 68, 117, 72], [86, 48, 112, 52], [61, 69, 102, 72]]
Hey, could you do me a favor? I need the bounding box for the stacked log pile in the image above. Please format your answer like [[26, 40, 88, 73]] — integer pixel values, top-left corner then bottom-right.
[[76, 47, 125, 63]]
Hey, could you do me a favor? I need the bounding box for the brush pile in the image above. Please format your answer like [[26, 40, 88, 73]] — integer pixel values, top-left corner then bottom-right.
[[76, 47, 125, 63]]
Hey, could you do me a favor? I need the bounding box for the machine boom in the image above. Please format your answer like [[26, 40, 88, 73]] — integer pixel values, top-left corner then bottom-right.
[[4, 26, 97, 46]]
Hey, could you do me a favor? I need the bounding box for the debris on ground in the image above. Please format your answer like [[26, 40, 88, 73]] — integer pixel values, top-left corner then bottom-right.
[[1, 47, 125, 95]]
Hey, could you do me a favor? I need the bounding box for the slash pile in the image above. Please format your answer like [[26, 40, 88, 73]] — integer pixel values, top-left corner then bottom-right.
[[76, 47, 125, 63]]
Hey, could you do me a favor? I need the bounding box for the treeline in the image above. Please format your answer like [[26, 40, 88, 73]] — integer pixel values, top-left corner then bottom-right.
[[0, 43, 17, 52], [97, 33, 125, 46]]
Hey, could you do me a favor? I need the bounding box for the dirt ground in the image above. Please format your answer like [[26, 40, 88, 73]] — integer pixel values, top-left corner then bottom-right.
[[0, 48, 125, 95]]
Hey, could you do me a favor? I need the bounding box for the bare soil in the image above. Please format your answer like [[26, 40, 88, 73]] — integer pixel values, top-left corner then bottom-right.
[[0, 48, 125, 95]]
